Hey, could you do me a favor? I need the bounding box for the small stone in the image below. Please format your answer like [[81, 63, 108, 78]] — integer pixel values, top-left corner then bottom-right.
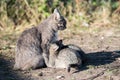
[[56, 75, 65, 79], [101, 36, 104, 40], [38, 72, 43, 76], [116, 57, 120, 61]]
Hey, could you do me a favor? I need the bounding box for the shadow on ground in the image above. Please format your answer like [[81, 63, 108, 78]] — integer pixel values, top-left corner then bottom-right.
[[78, 50, 120, 71], [0, 54, 29, 80]]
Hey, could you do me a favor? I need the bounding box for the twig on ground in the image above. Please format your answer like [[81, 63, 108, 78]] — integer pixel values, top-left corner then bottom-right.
[[80, 69, 106, 80]]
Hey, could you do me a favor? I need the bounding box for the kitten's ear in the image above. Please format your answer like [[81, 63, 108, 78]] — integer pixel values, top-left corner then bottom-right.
[[56, 40, 63, 46], [53, 8, 61, 20]]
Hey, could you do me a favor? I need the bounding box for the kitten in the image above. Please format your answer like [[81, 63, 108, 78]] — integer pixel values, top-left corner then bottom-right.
[[49, 40, 86, 72], [14, 8, 66, 70]]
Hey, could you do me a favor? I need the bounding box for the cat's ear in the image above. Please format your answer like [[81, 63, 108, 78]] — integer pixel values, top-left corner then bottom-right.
[[53, 8, 61, 20]]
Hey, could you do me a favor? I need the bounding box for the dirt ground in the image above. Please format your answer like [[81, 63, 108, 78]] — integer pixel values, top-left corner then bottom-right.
[[0, 26, 120, 80]]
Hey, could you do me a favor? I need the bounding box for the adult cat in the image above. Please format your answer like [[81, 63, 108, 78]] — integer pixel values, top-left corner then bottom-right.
[[14, 8, 66, 70]]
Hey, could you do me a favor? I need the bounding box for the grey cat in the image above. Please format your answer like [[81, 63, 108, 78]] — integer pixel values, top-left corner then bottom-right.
[[49, 40, 86, 72], [14, 8, 66, 70]]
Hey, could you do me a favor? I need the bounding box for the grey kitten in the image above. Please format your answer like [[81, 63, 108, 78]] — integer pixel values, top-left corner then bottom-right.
[[14, 8, 66, 70], [49, 40, 86, 72]]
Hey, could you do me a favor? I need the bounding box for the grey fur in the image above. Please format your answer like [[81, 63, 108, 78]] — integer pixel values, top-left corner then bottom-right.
[[14, 8, 66, 70], [49, 40, 86, 72]]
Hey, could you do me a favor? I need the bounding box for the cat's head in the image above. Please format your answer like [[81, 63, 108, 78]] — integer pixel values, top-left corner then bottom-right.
[[53, 8, 67, 30]]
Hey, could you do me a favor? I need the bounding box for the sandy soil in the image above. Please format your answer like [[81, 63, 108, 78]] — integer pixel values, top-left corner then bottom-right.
[[0, 27, 120, 80]]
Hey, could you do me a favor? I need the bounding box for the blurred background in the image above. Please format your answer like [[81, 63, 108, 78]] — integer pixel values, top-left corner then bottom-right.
[[0, 0, 120, 33]]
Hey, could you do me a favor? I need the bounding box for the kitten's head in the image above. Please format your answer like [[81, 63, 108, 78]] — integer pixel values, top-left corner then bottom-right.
[[53, 8, 67, 30]]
